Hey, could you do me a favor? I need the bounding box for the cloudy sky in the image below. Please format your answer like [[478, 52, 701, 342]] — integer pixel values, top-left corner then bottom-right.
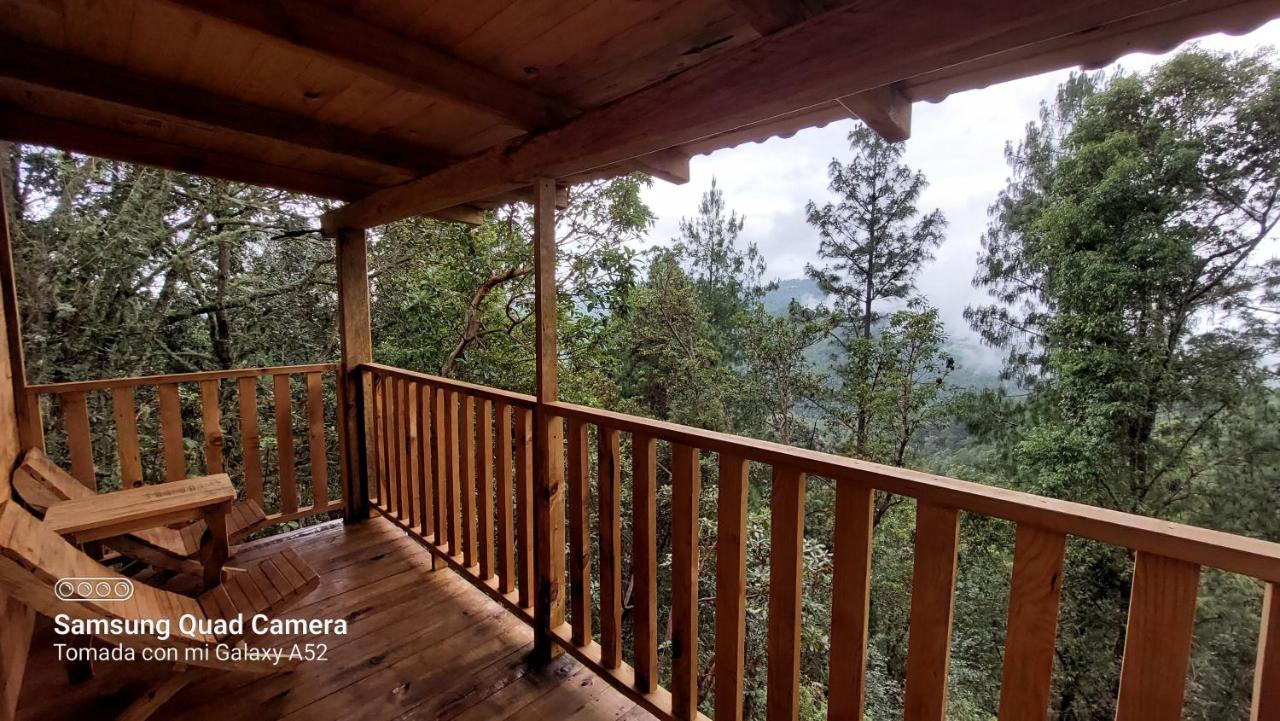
[[639, 20, 1280, 349]]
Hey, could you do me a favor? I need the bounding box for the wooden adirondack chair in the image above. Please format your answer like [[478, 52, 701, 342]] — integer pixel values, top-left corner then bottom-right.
[[12, 449, 268, 576], [0, 496, 320, 720]]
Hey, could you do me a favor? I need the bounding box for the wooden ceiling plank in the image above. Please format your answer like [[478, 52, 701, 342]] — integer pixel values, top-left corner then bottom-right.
[[0, 105, 485, 224], [0, 106, 375, 200], [726, 0, 825, 35], [161, 0, 572, 130], [838, 84, 912, 143], [0, 36, 451, 174], [324, 0, 1235, 232]]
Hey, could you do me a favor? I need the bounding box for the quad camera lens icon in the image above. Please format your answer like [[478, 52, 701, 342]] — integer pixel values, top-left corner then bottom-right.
[[55, 577, 134, 602]]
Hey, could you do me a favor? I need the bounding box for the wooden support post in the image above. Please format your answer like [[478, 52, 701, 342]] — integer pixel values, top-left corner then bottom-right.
[[335, 227, 373, 523], [0, 163, 36, 720], [531, 177, 565, 663], [0, 161, 38, 453]]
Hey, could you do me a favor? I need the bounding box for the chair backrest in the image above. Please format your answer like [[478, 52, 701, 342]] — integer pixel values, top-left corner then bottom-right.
[[20, 448, 95, 502], [0, 499, 208, 645]]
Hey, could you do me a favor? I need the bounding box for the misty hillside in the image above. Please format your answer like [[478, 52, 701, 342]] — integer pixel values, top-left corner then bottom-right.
[[762, 277, 1005, 389]]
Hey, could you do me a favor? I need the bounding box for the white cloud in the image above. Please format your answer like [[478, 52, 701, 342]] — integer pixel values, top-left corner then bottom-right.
[[640, 20, 1280, 344]]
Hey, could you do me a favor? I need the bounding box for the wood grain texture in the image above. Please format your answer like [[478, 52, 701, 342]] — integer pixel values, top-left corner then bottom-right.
[[477, 397, 495, 580], [597, 426, 622, 669], [496, 401, 515, 593], [903, 502, 960, 721], [567, 416, 592, 646], [715, 453, 749, 721], [306, 372, 328, 510], [60, 391, 95, 488], [335, 227, 372, 521], [515, 406, 535, 609], [1114, 552, 1200, 721], [198, 380, 224, 475], [446, 389, 462, 556], [418, 383, 433, 537], [460, 393, 477, 568], [997, 525, 1066, 721], [671, 443, 701, 720], [767, 465, 805, 721], [432, 385, 448, 545], [828, 482, 874, 721], [236, 377, 263, 505], [273, 374, 297, 515], [632, 432, 658, 693], [111, 387, 144, 488]]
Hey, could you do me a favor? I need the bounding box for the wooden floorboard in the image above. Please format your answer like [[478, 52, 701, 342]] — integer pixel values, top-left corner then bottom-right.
[[16, 517, 652, 721]]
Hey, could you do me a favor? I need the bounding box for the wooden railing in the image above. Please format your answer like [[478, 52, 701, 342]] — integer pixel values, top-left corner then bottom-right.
[[363, 363, 538, 615], [361, 363, 1280, 721], [26, 363, 345, 526]]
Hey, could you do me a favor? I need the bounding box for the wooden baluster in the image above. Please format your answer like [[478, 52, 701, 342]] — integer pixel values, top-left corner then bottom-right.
[[402, 378, 418, 527], [716, 453, 749, 721], [997, 525, 1066, 721], [389, 376, 403, 519], [306, 372, 328, 510], [496, 400, 515, 594], [371, 376, 385, 507], [403, 379, 416, 524], [199, 380, 224, 475], [156, 383, 184, 483], [827, 481, 874, 721], [567, 417, 591, 646], [460, 393, 477, 567], [477, 397, 495, 580], [1114, 552, 1200, 721], [515, 406, 535, 608], [903, 502, 960, 721], [418, 383, 433, 536], [60, 391, 95, 488], [111, 387, 143, 488], [671, 442, 701, 719], [274, 374, 297, 515], [598, 426, 622, 668], [632, 432, 658, 693], [236, 377, 264, 506], [1253, 583, 1280, 721], [446, 389, 462, 556], [432, 385, 448, 545], [767, 465, 806, 721]]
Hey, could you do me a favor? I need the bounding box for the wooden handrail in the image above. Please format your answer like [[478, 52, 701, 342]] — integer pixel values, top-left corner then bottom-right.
[[545, 399, 1280, 582], [361, 362, 536, 406], [26, 362, 337, 394]]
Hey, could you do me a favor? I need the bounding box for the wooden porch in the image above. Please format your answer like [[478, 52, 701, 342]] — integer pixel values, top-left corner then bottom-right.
[[16, 515, 651, 721], [3, 1, 1280, 720]]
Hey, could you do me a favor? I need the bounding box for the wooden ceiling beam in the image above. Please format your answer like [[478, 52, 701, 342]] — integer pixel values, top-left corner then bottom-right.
[[163, 0, 573, 130], [0, 36, 449, 175], [0, 106, 376, 200], [729, 2, 915, 142], [838, 84, 913, 143], [323, 0, 1233, 233], [627, 150, 692, 185], [0, 107, 486, 224]]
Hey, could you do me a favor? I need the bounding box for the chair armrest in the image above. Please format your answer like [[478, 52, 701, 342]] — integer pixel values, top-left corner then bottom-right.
[[43, 474, 236, 542]]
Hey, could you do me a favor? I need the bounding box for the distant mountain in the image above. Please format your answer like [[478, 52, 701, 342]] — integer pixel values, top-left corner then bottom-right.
[[763, 277, 824, 315], [761, 277, 1005, 389]]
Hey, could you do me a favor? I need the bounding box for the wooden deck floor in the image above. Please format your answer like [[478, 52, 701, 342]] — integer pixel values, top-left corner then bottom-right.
[[17, 516, 656, 721]]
